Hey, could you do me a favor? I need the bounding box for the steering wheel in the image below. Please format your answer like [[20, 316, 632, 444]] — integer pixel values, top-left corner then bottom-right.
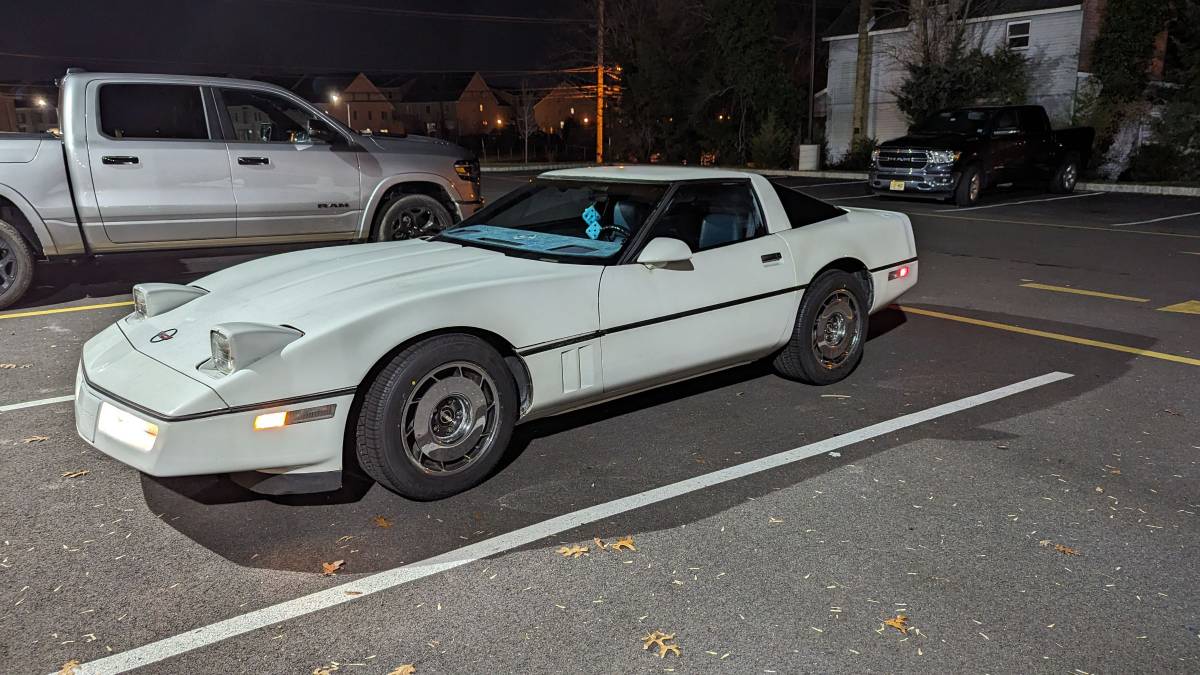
[[594, 222, 631, 242]]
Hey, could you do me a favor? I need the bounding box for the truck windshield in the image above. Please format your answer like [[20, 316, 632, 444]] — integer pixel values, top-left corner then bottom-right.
[[913, 109, 991, 136], [439, 179, 669, 263]]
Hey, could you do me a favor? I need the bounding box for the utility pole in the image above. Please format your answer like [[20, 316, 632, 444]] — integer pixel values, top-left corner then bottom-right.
[[596, 0, 605, 164], [806, 0, 816, 143]]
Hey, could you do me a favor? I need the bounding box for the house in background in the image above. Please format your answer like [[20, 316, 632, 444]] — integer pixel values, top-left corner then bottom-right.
[[822, 0, 1107, 161], [384, 72, 509, 138], [321, 73, 400, 133], [533, 82, 594, 134], [0, 93, 58, 133]]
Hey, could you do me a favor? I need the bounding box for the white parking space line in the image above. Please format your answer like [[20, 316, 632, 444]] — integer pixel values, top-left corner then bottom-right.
[[829, 194, 879, 201], [1109, 211, 1200, 227], [778, 180, 865, 189], [0, 394, 75, 414], [68, 370, 1073, 675], [947, 192, 1103, 212]]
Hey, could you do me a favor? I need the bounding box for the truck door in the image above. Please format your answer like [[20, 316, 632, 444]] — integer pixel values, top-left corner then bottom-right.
[[988, 108, 1025, 183], [215, 87, 361, 238], [1019, 107, 1056, 177], [86, 82, 236, 243]]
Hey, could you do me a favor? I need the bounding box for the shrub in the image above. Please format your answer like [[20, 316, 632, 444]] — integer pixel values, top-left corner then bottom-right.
[[833, 135, 877, 170], [896, 47, 1030, 126], [750, 110, 793, 169], [1125, 144, 1199, 182]]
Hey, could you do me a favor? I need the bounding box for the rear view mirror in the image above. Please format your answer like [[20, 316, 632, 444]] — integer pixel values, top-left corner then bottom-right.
[[637, 237, 692, 268]]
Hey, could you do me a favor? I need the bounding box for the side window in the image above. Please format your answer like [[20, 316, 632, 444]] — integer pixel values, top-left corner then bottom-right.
[[98, 84, 208, 140], [993, 109, 1019, 132], [645, 183, 764, 253], [1019, 108, 1048, 133], [220, 88, 324, 143]]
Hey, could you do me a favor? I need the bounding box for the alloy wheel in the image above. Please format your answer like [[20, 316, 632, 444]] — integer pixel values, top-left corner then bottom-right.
[[400, 361, 500, 475], [810, 290, 862, 370]]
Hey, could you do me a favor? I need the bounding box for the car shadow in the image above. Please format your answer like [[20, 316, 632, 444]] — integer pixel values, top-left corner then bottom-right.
[[138, 304, 1138, 574]]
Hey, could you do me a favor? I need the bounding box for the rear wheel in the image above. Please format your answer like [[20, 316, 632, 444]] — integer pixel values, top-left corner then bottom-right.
[[773, 269, 868, 385], [355, 335, 518, 500], [0, 220, 34, 310], [372, 193, 454, 242], [954, 165, 982, 207], [1049, 153, 1079, 194]]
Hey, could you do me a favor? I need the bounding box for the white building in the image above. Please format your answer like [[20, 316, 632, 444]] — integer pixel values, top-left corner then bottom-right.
[[822, 1, 1105, 161]]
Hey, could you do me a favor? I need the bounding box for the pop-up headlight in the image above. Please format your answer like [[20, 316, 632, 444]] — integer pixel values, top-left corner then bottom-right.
[[131, 283, 208, 318], [207, 322, 303, 375]]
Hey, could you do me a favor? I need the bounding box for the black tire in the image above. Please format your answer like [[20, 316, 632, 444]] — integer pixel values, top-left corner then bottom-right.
[[772, 269, 869, 385], [371, 193, 454, 242], [954, 164, 982, 207], [1049, 153, 1079, 194], [0, 219, 34, 310], [355, 334, 518, 500]]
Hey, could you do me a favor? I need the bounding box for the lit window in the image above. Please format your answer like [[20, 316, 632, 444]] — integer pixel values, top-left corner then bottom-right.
[[570, 107, 575, 115], [1007, 21, 1030, 49], [479, 103, 484, 112]]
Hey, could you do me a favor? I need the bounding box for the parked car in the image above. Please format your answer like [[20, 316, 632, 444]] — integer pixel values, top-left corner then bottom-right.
[[0, 70, 482, 309], [74, 166, 919, 500], [868, 105, 1094, 207]]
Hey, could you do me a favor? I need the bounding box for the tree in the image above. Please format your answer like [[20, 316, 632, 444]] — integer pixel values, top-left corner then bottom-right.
[[850, 0, 874, 144], [500, 80, 539, 164]]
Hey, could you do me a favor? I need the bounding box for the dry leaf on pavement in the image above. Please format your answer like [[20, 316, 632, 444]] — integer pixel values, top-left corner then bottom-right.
[[593, 536, 608, 549], [23, 435, 49, 443], [321, 560, 345, 576], [1054, 544, 1081, 556], [313, 663, 340, 675], [883, 614, 910, 635], [610, 536, 636, 552], [641, 630, 681, 658], [62, 470, 90, 478], [373, 515, 393, 528], [59, 660, 81, 675], [556, 544, 588, 558], [0, 363, 17, 369], [387, 666, 416, 675]]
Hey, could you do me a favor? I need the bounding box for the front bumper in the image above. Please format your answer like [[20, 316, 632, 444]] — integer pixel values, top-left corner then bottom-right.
[[74, 350, 354, 478], [869, 168, 960, 198]]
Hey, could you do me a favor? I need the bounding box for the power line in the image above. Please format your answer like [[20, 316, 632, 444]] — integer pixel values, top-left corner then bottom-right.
[[242, 0, 592, 25]]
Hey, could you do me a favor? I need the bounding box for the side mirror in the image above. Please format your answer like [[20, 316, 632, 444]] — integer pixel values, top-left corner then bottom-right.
[[636, 237, 692, 268]]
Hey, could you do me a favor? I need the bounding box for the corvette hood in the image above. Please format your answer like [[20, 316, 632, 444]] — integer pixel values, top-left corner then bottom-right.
[[119, 240, 590, 371]]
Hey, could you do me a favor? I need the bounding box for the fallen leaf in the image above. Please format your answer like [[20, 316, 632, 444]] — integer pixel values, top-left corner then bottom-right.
[[62, 470, 90, 478], [828, 451, 842, 458], [23, 435, 49, 443], [593, 536, 608, 549], [373, 515, 393, 529], [313, 664, 340, 675], [1109, 468, 1121, 476], [1038, 539, 1053, 547], [0, 363, 17, 369], [641, 630, 681, 658], [610, 536, 636, 552], [387, 666, 416, 675], [1054, 544, 1080, 556], [556, 544, 588, 558], [321, 560, 345, 576], [59, 660, 81, 675], [883, 614, 910, 635], [344, 591, 363, 596]]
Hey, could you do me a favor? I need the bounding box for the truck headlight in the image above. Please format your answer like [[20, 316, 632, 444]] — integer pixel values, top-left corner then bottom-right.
[[927, 150, 960, 164], [870, 148, 880, 165], [454, 158, 480, 181], [131, 283, 208, 318], [208, 323, 303, 375]]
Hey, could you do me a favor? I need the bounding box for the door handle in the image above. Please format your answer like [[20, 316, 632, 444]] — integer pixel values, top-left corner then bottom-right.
[[238, 156, 270, 165], [101, 155, 139, 165], [761, 252, 782, 264]]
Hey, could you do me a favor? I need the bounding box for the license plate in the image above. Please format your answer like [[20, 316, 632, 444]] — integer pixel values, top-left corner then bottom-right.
[[889, 180, 905, 191]]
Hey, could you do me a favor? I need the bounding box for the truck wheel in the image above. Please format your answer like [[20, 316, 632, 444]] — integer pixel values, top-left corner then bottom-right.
[[0, 220, 34, 310], [772, 269, 868, 385], [1049, 153, 1079, 194], [954, 165, 982, 207], [372, 194, 454, 242], [354, 334, 518, 500]]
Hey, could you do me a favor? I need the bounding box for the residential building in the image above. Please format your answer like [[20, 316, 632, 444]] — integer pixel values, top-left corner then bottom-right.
[[533, 82, 594, 134], [822, 1, 1103, 161], [321, 73, 401, 133], [0, 94, 58, 133]]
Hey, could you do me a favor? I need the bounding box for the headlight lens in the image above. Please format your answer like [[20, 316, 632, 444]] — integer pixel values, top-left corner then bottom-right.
[[928, 149, 960, 164], [210, 329, 234, 374], [454, 158, 480, 181], [132, 287, 148, 318], [130, 283, 207, 319], [870, 148, 880, 164]]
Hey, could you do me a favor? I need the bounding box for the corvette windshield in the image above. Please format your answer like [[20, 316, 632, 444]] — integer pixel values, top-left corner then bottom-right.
[[440, 179, 669, 262]]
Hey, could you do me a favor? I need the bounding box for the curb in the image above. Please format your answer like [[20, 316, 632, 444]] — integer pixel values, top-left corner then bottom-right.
[[481, 163, 1200, 196]]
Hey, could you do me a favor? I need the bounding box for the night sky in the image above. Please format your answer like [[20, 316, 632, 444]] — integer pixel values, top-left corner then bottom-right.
[[1, 0, 589, 84]]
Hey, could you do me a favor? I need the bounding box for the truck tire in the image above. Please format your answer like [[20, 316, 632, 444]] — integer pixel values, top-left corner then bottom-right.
[[354, 334, 518, 500], [954, 164, 982, 207], [772, 269, 868, 385], [372, 193, 454, 242], [0, 219, 34, 310], [1049, 153, 1079, 194]]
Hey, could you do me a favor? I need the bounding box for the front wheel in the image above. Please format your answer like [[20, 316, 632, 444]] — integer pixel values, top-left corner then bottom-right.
[[772, 270, 868, 385], [1049, 154, 1079, 194], [0, 220, 34, 310], [355, 335, 518, 500], [372, 193, 454, 242], [954, 165, 982, 207]]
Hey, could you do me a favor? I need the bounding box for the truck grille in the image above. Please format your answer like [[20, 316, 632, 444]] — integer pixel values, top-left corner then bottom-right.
[[877, 148, 928, 171]]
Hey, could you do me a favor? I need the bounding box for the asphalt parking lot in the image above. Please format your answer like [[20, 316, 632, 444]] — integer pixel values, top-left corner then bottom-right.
[[2, 174, 1199, 674]]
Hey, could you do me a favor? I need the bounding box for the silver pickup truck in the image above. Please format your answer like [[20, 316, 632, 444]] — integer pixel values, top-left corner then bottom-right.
[[0, 70, 482, 308]]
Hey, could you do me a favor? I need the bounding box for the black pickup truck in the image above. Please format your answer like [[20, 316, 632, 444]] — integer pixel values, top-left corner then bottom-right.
[[868, 105, 1094, 207]]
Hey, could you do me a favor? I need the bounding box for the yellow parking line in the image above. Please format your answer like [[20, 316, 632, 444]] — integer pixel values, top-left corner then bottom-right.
[[0, 300, 133, 320], [1019, 282, 1149, 303], [1157, 300, 1200, 315], [898, 305, 1200, 367]]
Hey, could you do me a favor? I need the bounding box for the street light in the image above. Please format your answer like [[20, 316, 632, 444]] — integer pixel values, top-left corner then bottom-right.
[[330, 92, 350, 129], [35, 98, 46, 107]]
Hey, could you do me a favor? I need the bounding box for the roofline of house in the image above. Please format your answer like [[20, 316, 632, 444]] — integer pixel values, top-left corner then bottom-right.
[[822, 4, 1082, 42]]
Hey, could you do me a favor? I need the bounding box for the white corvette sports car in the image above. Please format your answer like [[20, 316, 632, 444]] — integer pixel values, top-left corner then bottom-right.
[[74, 166, 917, 499]]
